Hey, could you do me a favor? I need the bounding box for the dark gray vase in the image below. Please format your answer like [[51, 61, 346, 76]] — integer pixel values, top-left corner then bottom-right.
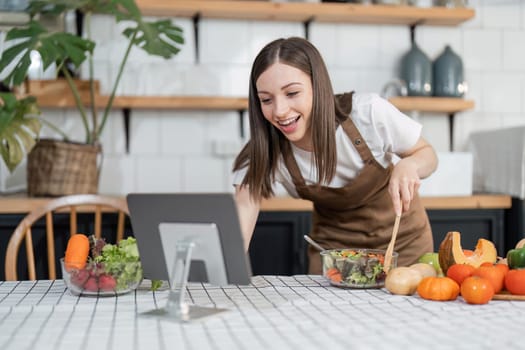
[[433, 45, 465, 97], [400, 42, 433, 97]]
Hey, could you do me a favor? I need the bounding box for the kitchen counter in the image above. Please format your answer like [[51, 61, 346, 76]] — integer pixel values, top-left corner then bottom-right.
[[261, 194, 511, 211], [0, 276, 523, 350], [0, 194, 512, 214]]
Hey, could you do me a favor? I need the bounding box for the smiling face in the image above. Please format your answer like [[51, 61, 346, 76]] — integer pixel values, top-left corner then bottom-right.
[[255, 62, 314, 151]]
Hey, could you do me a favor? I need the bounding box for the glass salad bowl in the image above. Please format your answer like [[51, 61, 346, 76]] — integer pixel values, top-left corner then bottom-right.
[[61, 258, 143, 296], [321, 248, 397, 289]]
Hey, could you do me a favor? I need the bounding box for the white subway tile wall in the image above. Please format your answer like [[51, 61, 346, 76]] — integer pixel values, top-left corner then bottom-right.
[[503, 30, 525, 71], [2, 2, 525, 195]]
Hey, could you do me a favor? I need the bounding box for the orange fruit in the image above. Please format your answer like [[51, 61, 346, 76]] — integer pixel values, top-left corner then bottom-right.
[[446, 263, 475, 285], [481, 262, 509, 278], [505, 269, 525, 295], [461, 276, 494, 304], [495, 263, 509, 277], [472, 265, 505, 294]]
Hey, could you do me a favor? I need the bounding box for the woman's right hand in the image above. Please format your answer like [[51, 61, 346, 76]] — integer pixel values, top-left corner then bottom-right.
[[389, 137, 438, 215]]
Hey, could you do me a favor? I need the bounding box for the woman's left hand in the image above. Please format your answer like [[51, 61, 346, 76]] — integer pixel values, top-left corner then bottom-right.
[[389, 137, 438, 215]]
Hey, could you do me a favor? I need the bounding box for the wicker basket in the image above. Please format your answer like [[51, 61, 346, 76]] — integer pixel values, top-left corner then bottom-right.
[[27, 139, 102, 197]]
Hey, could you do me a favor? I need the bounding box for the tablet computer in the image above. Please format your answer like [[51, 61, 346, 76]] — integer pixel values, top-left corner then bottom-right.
[[126, 193, 252, 286]]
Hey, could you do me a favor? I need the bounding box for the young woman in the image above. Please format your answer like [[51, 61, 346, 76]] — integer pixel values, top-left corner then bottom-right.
[[232, 37, 438, 273]]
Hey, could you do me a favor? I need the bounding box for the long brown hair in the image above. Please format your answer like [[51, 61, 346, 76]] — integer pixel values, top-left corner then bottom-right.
[[233, 37, 347, 200]]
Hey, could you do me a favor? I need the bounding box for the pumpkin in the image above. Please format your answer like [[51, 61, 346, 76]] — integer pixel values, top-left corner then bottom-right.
[[438, 231, 497, 275], [417, 276, 460, 301]]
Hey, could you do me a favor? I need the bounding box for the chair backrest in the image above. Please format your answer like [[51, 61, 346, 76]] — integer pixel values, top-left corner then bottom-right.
[[5, 194, 129, 281]]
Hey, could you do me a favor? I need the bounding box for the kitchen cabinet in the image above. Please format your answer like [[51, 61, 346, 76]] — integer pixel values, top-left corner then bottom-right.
[[507, 197, 525, 250], [249, 196, 511, 275], [0, 212, 134, 281], [250, 208, 507, 276], [0, 195, 511, 279], [0, 206, 508, 279], [248, 211, 311, 276]]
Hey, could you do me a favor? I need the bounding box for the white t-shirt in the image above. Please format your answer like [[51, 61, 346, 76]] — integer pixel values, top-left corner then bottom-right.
[[232, 92, 422, 198]]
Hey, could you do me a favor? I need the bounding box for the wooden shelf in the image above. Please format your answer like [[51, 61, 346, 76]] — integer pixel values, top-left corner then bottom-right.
[[26, 80, 474, 114], [24, 80, 248, 111], [0, 194, 510, 214], [135, 0, 475, 26], [34, 93, 248, 111], [388, 96, 475, 113], [33, 93, 474, 114]]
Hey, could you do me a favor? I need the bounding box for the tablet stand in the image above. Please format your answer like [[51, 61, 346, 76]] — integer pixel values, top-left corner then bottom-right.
[[142, 240, 227, 322]]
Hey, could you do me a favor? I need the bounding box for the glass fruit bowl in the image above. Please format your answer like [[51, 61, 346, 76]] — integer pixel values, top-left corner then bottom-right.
[[61, 258, 143, 296], [320, 248, 398, 289]]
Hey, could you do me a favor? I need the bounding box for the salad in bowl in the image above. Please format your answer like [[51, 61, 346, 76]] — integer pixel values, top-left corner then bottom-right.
[[61, 234, 144, 296], [321, 248, 398, 289]]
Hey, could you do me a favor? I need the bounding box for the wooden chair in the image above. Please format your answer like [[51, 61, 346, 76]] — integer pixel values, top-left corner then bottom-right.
[[5, 194, 129, 281]]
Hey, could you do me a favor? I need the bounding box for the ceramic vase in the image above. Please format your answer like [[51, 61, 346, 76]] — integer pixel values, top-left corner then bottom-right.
[[433, 45, 466, 97], [400, 42, 433, 97]]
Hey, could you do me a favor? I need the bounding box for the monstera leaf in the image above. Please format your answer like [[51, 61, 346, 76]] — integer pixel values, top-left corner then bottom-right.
[[0, 0, 184, 145], [0, 93, 41, 172], [0, 21, 95, 87]]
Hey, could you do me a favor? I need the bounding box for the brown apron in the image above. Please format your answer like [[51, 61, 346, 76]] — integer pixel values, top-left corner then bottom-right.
[[283, 98, 433, 274]]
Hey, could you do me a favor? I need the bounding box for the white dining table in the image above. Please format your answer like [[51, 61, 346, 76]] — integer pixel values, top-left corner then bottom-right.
[[0, 275, 524, 350]]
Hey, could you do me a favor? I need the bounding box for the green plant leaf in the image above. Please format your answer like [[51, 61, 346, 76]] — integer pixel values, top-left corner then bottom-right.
[[0, 93, 42, 172], [27, 1, 68, 17], [15, 123, 37, 154], [25, 118, 42, 135], [5, 134, 24, 171], [0, 0, 185, 146], [122, 19, 184, 59], [28, 0, 127, 17], [0, 21, 95, 87], [112, 0, 142, 19]]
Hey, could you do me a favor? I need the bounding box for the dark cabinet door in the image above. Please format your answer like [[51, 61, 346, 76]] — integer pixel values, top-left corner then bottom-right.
[[249, 211, 310, 275], [0, 213, 131, 281], [427, 209, 505, 255]]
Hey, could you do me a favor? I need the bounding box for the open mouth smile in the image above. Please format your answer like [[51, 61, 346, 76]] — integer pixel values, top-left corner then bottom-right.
[[276, 115, 301, 134], [277, 116, 300, 126]]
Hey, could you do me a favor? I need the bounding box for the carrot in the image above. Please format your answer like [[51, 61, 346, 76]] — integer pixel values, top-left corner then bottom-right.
[[325, 267, 343, 283], [325, 267, 339, 277], [64, 234, 90, 270], [329, 273, 343, 283]]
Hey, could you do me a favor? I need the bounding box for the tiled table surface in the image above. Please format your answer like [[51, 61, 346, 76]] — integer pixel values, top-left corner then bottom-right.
[[1, 275, 524, 350]]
